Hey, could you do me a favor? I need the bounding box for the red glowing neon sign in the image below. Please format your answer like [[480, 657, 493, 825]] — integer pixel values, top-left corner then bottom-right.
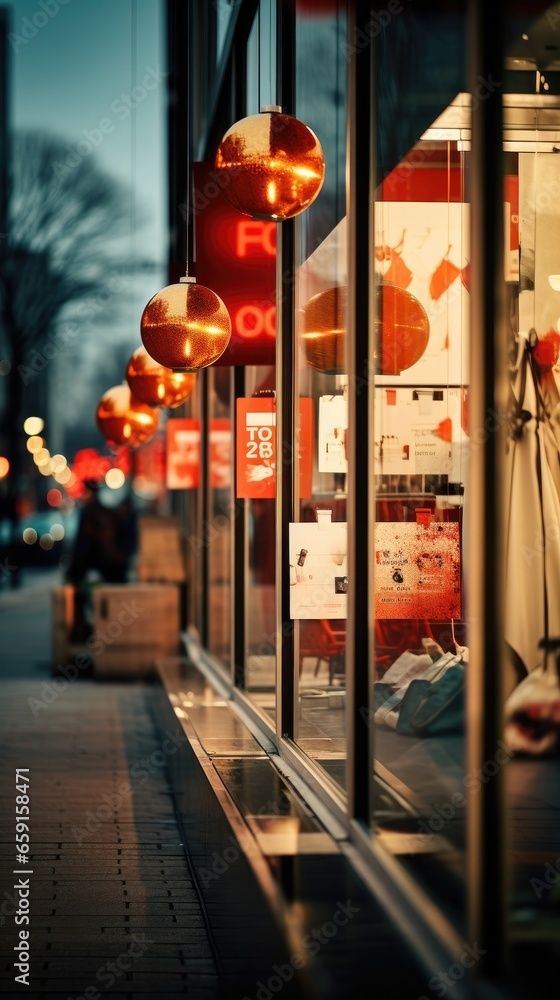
[[193, 162, 276, 366]]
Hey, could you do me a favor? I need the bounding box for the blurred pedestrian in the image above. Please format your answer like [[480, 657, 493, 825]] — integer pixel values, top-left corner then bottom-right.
[[66, 481, 136, 641]]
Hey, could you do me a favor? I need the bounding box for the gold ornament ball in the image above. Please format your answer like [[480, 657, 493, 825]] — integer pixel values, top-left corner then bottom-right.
[[215, 111, 325, 221], [126, 345, 196, 408], [96, 383, 159, 450], [141, 282, 232, 373]]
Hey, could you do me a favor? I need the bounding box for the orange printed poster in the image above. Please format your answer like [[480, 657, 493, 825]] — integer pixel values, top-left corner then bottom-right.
[[166, 418, 200, 489], [236, 398, 313, 499], [374, 522, 461, 619], [167, 419, 232, 489], [209, 418, 232, 489]]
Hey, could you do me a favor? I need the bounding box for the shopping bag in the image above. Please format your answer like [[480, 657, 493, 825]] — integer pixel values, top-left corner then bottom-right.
[[505, 637, 560, 755], [396, 660, 465, 736], [374, 652, 460, 730]]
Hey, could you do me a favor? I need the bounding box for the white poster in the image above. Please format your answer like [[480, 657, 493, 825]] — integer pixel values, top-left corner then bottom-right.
[[374, 387, 465, 476], [374, 202, 469, 386], [318, 395, 348, 473], [289, 520, 348, 619]]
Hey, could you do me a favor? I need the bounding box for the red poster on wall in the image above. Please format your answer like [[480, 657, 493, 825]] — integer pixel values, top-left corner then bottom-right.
[[134, 433, 166, 485], [209, 418, 232, 489], [236, 398, 313, 499], [374, 522, 461, 619], [193, 162, 276, 366], [166, 419, 232, 490], [166, 418, 200, 489]]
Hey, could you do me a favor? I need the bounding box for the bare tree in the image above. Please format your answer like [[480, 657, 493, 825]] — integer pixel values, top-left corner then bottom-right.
[[0, 130, 148, 570]]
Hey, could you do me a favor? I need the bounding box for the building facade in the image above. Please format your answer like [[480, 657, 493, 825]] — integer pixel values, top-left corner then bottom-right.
[[164, 0, 560, 988]]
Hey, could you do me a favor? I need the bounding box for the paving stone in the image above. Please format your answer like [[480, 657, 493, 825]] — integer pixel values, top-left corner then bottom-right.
[[0, 623, 220, 1000]]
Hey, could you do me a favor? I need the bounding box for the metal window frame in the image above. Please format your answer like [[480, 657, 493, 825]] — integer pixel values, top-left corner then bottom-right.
[[180, 0, 513, 978], [345, 0, 375, 825], [275, 0, 296, 742], [466, 0, 508, 975]]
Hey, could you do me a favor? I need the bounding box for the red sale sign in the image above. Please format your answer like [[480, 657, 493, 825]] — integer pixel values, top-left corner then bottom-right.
[[193, 162, 276, 366], [236, 398, 313, 499], [166, 419, 232, 490], [166, 419, 200, 489]]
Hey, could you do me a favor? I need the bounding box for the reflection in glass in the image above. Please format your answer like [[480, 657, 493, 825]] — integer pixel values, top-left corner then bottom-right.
[[207, 368, 233, 673]]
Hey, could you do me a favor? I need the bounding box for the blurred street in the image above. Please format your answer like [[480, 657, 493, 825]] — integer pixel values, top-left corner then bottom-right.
[[0, 570, 223, 1000]]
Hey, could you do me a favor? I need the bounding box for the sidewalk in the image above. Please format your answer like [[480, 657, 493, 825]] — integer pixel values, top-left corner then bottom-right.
[[0, 571, 221, 999], [0, 571, 507, 1000]]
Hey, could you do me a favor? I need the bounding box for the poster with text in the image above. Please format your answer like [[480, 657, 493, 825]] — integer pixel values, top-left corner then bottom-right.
[[166, 418, 200, 489], [167, 419, 232, 489], [289, 521, 348, 619], [210, 419, 232, 489], [236, 398, 313, 498], [374, 521, 461, 619], [318, 395, 348, 474], [373, 387, 466, 476], [374, 202, 469, 386]]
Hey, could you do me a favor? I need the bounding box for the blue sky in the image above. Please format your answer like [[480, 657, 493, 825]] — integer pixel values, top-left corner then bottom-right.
[[7, 0, 166, 254], [4, 0, 168, 446]]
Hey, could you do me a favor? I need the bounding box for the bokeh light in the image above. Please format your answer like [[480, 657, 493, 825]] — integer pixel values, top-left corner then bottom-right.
[[26, 436, 44, 454], [0, 456, 9, 479], [23, 416, 44, 436], [50, 454, 67, 474], [22, 528, 38, 545], [54, 466, 72, 485], [47, 489, 63, 507], [33, 448, 50, 466], [50, 524, 65, 541], [105, 468, 126, 490], [39, 533, 54, 550]]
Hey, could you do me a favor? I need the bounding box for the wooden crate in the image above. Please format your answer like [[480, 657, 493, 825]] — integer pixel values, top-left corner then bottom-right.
[[51, 586, 94, 675], [95, 644, 179, 678], [52, 586, 74, 666], [93, 583, 180, 677], [136, 515, 186, 582]]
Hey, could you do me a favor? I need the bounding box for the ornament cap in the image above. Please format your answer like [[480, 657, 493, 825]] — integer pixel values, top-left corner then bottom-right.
[[179, 275, 196, 284], [260, 104, 282, 113]]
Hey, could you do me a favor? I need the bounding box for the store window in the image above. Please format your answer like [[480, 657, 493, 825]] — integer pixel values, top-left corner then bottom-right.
[[244, 365, 277, 722], [370, 126, 470, 927], [503, 122, 560, 966], [207, 368, 233, 674], [293, 0, 348, 789]]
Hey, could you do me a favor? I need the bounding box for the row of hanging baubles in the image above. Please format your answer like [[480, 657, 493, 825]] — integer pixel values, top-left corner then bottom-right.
[[96, 107, 326, 449], [96, 107, 430, 450]]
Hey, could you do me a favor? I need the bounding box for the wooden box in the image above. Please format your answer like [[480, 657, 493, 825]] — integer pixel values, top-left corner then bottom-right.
[[136, 515, 186, 583], [93, 583, 180, 677]]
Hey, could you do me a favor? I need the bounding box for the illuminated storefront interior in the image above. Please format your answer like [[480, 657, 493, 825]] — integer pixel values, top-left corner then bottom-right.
[[164, 0, 560, 987]]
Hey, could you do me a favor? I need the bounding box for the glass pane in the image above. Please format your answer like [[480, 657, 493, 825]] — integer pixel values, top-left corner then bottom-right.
[[506, 142, 560, 974], [371, 130, 470, 930], [293, 0, 347, 790], [207, 368, 233, 674], [216, 0, 238, 67], [244, 365, 277, 724]]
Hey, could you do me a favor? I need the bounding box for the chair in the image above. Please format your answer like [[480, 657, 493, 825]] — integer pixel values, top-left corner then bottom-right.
[[298, 619, 346, 681]]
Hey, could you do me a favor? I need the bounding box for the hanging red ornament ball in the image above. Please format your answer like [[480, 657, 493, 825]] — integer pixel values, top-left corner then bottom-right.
[[375, 283, 430, 375], [301, 283, 430, 377], [214, 109, 325, 221], [96, 384, 159, 450], [126, 345, 196, 408], [140, 280, 231, 373], [302, 286, 347, 375]]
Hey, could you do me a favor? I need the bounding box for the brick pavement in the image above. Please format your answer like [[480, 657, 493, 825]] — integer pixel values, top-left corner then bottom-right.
[[0, 572, 222, 1000]]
